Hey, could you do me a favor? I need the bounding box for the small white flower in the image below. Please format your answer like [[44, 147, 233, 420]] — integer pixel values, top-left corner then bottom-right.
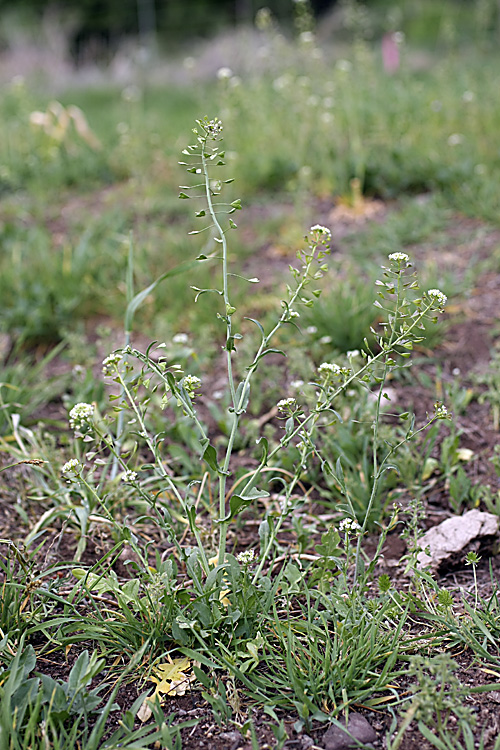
[[102, 353, 122, 376], [289, 310, 300, 318], [273, 74, 292, 92], [300, 31, 315, 44], [205, 118, 223, 138], [447, 133, 463, 146], [310, 224, 332, 242], [388, 252, 409, 263], [346, 350, 360, 359], [173, 333, 189, 344], [61, 458, 82, 476], [306, 326, 317, 335], [69, 403, 94, 432], [427, 288, 447, 307], [237, 549, 255, 565], [122, 469, 138, 483], [339, 518, 361, 534], [434, 402, 450, 420], [291, 379, 304, 389], [318, 362, 341, 376], [462, 90, 474, 103], [277, 397, 297, 413], [217, 67, 233, 80]]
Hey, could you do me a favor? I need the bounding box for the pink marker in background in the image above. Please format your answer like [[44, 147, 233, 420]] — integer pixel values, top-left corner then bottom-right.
[[382, 33, 400, 73]]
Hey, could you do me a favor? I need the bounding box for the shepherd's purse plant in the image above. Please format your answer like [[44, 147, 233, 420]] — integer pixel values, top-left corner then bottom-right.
[[62, 116, 451, 604]]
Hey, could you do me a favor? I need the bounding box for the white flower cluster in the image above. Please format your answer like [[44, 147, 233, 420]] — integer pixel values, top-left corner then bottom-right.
[[318, 362, 341, 376], [122, 469, 138, 483], [427, 288, 448, 307], [277, 397, 297, 413], [217, 67, 233, 80], [388, 252, 410, 263], [61, 458, 82, 476], [300, 31, 315, 44], [183, 374, 201, 397], [205, 118, 223, 138], [310, 224, 332, 242], [69, 402, 94, 432], [102, 352, 122, 376], [434, 402, 450, 420], [237, 549, 255, 565], [173, 333, 189, 345], [339, 518, 361, 534]]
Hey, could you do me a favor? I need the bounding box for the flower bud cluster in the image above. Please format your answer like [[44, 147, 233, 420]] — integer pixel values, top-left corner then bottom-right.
[[237, 549, 255, 565], [427, 288, 447, 308], [102, 352, 122, 376], [122, 469, 138, 483], [388, 252, 410, 264], [205, 118, 223, 139], [309, 224, 331, 244], [433, 402, 451, 420], [61, 458, 82, 477], [277, 397, 297, 414], [69, 402, 94, 433], [339, 518, 361, 535], [183, 375, 201, 398], [318, 362, 341, 376]]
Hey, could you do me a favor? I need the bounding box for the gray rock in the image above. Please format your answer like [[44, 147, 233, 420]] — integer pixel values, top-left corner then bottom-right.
[[301, 735, 315, 749], [322, 712, 377, 749], [416, 509, 499, 571]]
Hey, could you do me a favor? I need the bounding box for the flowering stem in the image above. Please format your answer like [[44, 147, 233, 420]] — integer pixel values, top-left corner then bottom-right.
[[251, 469, 303, 585], [215, 245, 322, 564], [201, 145, 237, 410], [239, 297, 437, 507], [353, 266, 404, 584], [110, 331, 129, 481], [116, 372, 209, 573]]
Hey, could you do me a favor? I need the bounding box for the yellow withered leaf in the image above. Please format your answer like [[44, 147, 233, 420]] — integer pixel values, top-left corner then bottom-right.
[[150, 657, 194, 698], [138, 657, 195, 723]]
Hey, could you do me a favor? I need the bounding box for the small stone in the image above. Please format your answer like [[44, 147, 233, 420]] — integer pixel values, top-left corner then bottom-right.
[[416, 509, 499, 571], [219, 730, 246, 750], [323, 712, 377, 750]]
